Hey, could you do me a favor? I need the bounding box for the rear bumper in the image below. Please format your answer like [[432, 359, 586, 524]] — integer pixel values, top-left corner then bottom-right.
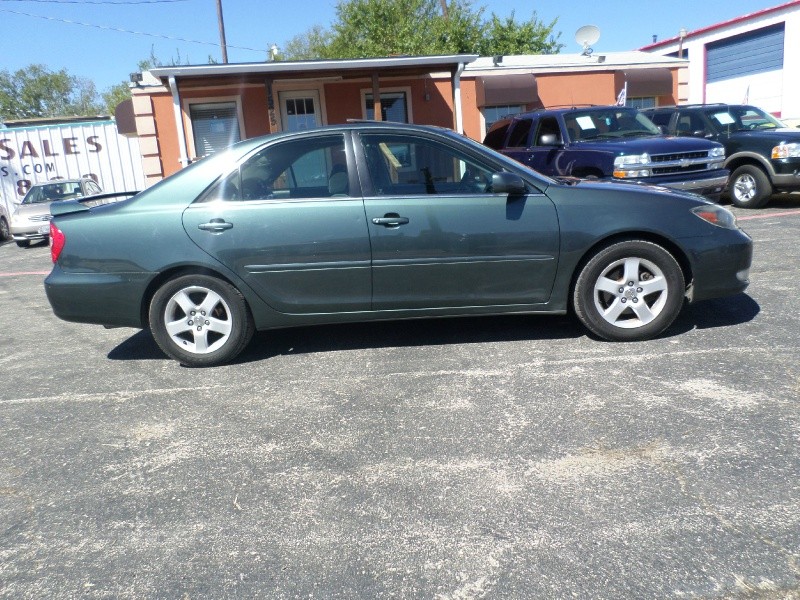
[[44, 265, 152, 328]]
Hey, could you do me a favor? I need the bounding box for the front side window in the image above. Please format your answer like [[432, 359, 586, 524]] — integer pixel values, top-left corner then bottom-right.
[[365, 92, 409, 123], [360, 133, 495, 196], [203, 135, 348, 202], [189, 102, 242, 158]]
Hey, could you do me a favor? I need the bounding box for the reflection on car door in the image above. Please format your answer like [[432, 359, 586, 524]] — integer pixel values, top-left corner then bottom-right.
[[357, 132, 560, 310], [182, 134, 372, 313]]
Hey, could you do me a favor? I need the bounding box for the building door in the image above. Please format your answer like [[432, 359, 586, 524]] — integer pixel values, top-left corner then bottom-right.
[[279, 90, 322, 132]]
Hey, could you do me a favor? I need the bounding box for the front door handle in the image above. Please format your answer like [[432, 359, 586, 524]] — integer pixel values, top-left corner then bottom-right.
[[198, 218, 233, 232], [372, 214, 409, 228]]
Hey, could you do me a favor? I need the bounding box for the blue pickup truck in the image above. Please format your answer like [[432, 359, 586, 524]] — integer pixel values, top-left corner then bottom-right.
[[483, 106, 729, 199]]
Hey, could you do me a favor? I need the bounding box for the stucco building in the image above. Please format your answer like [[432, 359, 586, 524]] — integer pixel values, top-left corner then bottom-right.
[[126, 50, 686, 186]]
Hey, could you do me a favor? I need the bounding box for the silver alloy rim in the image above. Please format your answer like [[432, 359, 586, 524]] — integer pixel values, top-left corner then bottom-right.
[[733, 174, 756, 202], [163, 285, 233, 354], [593, 257, 668, 329]]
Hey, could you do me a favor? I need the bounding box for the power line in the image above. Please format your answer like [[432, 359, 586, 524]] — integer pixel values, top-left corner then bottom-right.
[[0, 7, 265, 53]]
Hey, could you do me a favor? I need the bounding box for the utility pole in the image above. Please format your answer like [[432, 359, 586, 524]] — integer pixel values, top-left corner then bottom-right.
[[216, 0, 228, 63]]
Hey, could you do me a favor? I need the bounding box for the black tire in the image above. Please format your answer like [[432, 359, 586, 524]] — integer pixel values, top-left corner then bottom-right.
[[728, 165, 772, 208], [148, 274, 254, 367], [0, 217, 9, 241], [573, 240, 685, 341], [16, 240, 30, 248]]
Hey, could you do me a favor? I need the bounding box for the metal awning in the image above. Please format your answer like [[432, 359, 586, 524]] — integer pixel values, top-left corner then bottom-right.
[[621, 68, 673, 96], [476, 74, 538, 107], [149, 55, 479, 82]]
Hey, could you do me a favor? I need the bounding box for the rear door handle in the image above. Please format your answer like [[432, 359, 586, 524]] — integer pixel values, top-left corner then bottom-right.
[[372, 215, 409, 227], [198, 219, 233, 232]]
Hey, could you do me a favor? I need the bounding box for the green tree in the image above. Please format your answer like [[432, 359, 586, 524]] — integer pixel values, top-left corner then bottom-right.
[[0, 64, 103, 120], [281, 0, 562, 60], [478, 11, 562, 55]]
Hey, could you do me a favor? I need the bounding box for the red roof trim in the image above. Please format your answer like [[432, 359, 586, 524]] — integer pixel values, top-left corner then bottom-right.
[[640, 0, 800, 50]]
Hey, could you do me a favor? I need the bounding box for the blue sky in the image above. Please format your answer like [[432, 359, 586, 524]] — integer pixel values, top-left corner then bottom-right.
[[0, 0, 784, 92]]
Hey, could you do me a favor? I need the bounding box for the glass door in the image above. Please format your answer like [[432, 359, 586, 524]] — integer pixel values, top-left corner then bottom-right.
[[279, 90, 322, 132]]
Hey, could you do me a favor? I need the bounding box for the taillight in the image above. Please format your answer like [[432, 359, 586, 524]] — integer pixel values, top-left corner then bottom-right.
[[50, 221, 65, 263]]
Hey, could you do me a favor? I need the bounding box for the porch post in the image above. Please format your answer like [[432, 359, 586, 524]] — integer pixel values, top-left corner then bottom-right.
[[371, 73, 382, 121], [452, 62, 466, 134], [167, 75, 191, 167]]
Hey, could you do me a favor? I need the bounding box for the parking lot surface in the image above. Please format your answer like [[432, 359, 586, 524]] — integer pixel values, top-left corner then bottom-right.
[[1, 199, 799, 598]]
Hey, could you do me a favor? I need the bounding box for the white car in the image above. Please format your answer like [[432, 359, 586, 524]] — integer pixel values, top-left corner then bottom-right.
[[10, 178, 102, 247]]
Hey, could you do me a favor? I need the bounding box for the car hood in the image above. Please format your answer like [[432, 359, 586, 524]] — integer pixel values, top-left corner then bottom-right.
[[13, 202, 53, 218], [572, 135, 721, 155], [728, 128, 800, 143], [549, 175, 705, 202]]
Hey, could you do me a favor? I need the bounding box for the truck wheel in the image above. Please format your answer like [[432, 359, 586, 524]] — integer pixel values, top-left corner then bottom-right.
[[573, 240, 685, 341], [729, 165, 771, 208]]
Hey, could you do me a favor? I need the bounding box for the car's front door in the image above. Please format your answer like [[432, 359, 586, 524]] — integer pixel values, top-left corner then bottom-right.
[[357, 132, 560, 310], [183, 133, 372, 314]]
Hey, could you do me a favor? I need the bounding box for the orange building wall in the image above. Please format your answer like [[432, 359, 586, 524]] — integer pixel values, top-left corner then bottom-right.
[[150, 93, 180, 178], [537, 72, 619, 108]]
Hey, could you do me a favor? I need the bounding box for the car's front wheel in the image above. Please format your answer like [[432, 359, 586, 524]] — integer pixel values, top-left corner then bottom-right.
[[573, 240, 685, 341], [149, 274, 254, 367], [0, 217, 9, 241], [729, 164, 771, 208], [15, 240, 30, 248]]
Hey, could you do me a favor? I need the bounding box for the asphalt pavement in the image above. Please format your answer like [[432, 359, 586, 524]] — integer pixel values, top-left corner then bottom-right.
[[1, 198, 799, 599]]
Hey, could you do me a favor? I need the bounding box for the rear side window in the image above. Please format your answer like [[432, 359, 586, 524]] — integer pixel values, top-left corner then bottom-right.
[[648, 111, 672, 129], [507, 119, 533, 148], [483, 123, 509, 149]]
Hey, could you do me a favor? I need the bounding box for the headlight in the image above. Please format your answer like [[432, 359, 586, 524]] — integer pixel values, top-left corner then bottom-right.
[[709, 146, 725, 158], [772, 142, 800, 159], [691, 205, 738, 229], [613, 153, 651, 178]]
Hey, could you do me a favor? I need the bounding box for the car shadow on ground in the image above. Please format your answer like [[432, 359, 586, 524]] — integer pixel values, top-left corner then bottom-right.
[[107, 293, 760, 365]]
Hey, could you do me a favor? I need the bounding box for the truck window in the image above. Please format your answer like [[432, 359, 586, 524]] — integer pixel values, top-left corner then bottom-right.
[[648, 112, 671, 129], [507, 119, 533, 148], [483, 122, 510, 150], [533, 117, 562, 145]]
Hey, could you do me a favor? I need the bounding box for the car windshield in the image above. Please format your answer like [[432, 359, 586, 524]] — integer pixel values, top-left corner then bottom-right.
[[706, 106, 786, 132], [22, 181, 84, 204], [563, 108, 661, 141]]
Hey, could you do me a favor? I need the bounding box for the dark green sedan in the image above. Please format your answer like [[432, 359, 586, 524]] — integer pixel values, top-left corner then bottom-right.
[[45, 122, 752, 367]]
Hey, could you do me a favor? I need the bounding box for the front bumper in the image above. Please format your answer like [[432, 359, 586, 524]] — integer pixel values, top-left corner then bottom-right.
[[10, 221, 51, 242], [684, 227, 753, 303], [659, 173, 730, 200]]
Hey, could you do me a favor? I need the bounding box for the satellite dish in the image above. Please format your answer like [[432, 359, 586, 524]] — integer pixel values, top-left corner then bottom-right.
[[575, 25, 601, 56]]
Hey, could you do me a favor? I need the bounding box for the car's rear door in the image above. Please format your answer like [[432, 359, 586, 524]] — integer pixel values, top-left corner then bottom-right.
[[356, 130, 560, 310], [183, 133, 372, 314]]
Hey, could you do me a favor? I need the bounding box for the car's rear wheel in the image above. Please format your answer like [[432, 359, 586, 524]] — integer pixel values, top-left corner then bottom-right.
[[573, 240, 685, 341], [0, 217, 9, 241], [149, 274, 254, 367], [729, 165, 771, 208]]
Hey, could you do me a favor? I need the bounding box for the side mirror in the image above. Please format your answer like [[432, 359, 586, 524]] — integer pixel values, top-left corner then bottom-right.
[[491, 172, 526, 195], [538, 133, 560, 146]]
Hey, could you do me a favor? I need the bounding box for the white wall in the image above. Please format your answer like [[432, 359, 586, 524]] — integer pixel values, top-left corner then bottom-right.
[[645, 4, 800, 121], [0, 121, 145, 218]]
